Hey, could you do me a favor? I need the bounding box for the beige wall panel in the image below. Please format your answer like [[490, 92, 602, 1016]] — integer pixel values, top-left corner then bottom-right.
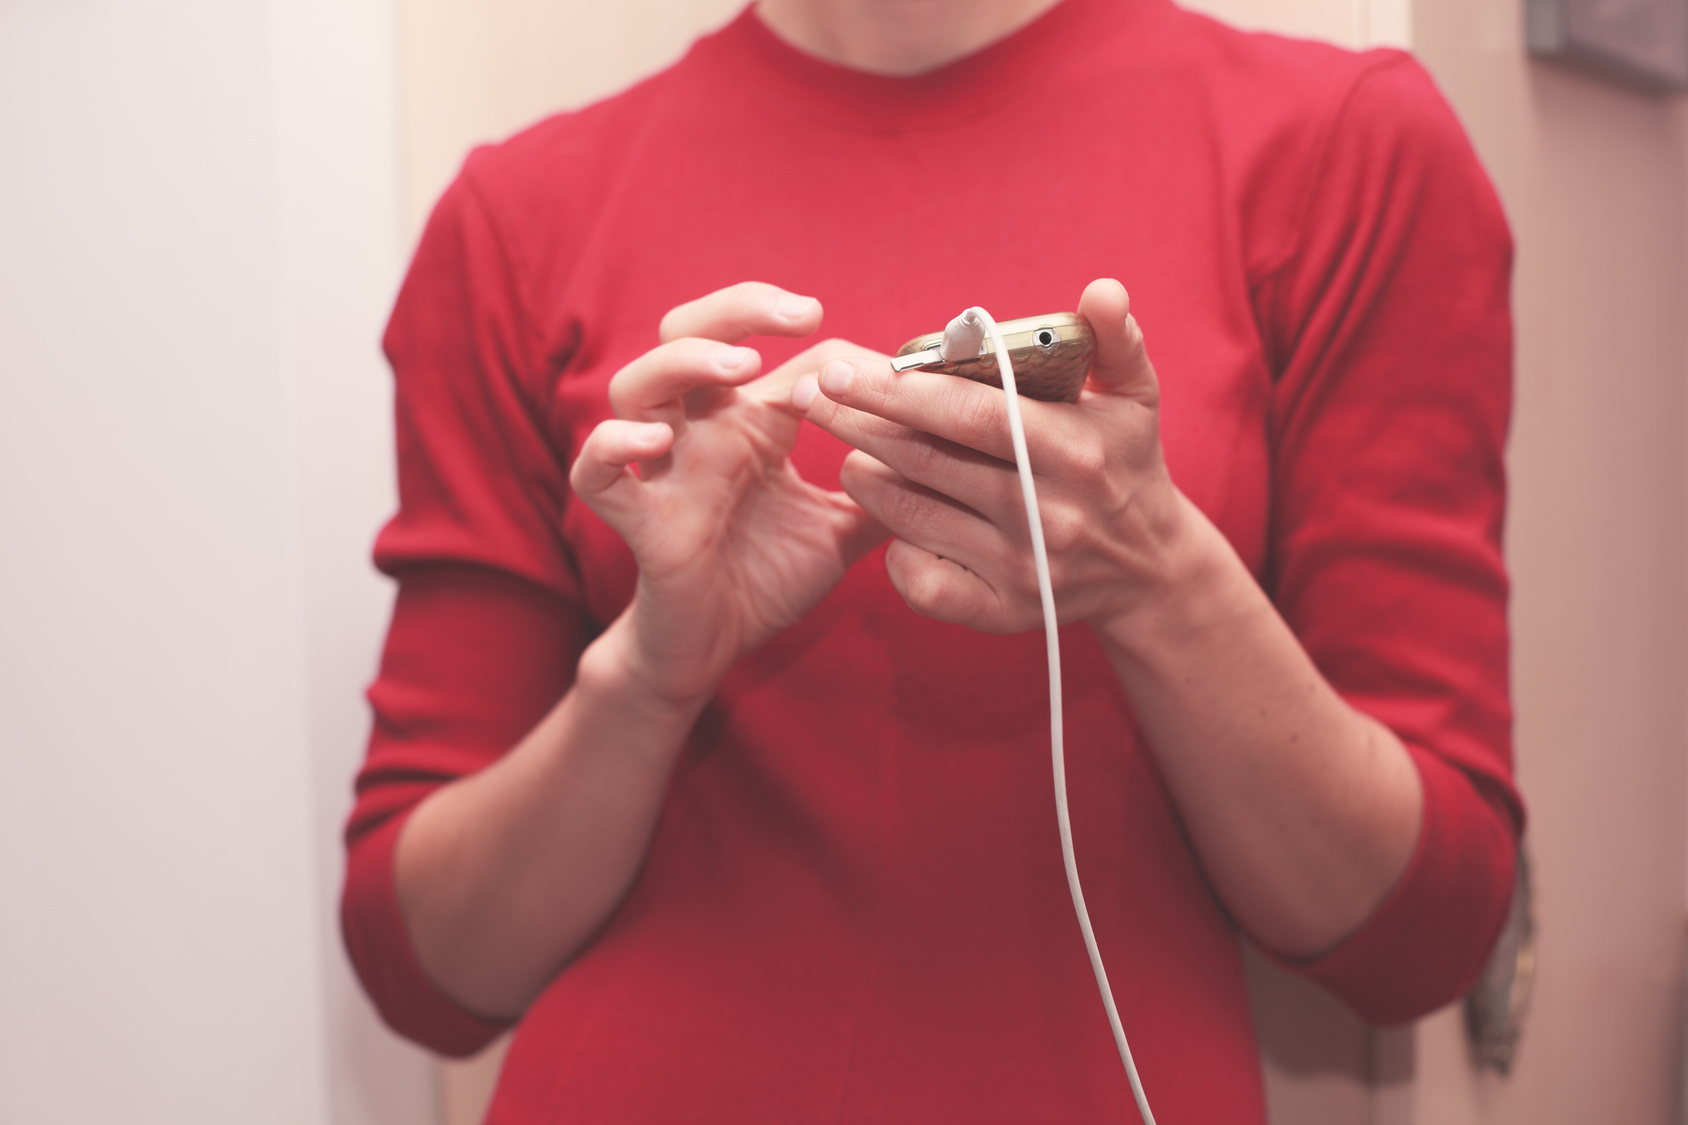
[[1182, 0, 1411, 50], [399, 0, 743, 237], [1183, 0, 1363, 45], [1412, 0, 1688, 1120]]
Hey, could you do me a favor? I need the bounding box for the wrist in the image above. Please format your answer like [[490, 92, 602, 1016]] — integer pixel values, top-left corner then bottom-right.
[[575, 613, 715, 734], [1091, 490, 1259, 671]]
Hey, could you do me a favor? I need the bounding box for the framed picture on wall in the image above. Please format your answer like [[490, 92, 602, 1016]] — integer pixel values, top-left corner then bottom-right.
[[1527, 0, 1688, 90]]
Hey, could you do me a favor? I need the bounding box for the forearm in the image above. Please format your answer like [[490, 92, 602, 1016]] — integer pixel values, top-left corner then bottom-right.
[[1096, 492, 1423, 957], [393, 613, 705, 1020]]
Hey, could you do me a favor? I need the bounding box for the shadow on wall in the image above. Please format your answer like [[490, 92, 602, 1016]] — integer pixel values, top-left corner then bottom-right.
[[1242, 942, 1414, 1125]]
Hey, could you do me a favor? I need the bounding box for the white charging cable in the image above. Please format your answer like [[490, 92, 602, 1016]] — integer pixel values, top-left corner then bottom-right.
[[942, 308, 1158, 1125]]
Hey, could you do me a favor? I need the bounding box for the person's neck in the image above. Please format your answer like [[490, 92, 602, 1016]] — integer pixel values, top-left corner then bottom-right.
[[755, 0, 1065, 75]]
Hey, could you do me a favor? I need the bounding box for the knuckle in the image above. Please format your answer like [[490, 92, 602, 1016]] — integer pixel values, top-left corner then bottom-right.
[[609, 357, 633, 387], [606, 363, 638, 415], [901, 435, 945, 481], [1098, 475, 1134, 521], [609, 339, 717, 417], [659, 281, 772, 342], [1062, 437, 1107, 481], [727, 279, 773, 304], [953, 385, 1001, 449], [569, 428, 610, 487], [726, 280, 800, 339], [901, 560, 947, 614], [882, 479, 930, 534], [863, 364, 897, 413], [725, 283, 765, 332], [1042, 505, 1085, 555], [610, 346, 673, 410], [567, 451, 590, 491]]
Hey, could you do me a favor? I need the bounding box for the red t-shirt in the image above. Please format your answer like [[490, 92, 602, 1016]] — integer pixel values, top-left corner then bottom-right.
[[343, 0, 1523, 1120]]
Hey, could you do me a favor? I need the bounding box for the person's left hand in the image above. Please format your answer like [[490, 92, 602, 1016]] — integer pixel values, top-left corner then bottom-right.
[[791, 278, 1195, 636]]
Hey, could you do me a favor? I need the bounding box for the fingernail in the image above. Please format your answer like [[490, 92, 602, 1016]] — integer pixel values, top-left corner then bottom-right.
[[791, 374, 819, 411], [713, 346, 753, 371], [635, 423, 667, 445], [775, 294, 817, 320], [820, 359, 855, 397]]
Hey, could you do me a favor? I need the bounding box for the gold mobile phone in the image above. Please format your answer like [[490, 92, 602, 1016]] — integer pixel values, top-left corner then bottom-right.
[[889, 312, 1094, 403]]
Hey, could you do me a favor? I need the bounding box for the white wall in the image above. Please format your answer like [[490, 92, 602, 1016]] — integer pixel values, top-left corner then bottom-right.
[[0, 1, 433, 1121], [272, 2, 444, 1123]]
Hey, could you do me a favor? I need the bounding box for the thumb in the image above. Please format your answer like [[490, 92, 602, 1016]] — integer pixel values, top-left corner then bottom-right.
[[1078, 278, 1158, 405]]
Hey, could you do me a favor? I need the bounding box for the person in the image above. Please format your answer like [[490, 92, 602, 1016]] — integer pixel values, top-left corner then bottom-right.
[[342, 0, 1522, 1119]]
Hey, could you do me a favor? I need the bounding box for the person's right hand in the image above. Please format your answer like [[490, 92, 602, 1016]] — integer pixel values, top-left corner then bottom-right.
[[571, 282, 888, 711]]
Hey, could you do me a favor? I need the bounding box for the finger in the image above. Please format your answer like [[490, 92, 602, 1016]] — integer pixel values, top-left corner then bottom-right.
[[752, 337, 887, 413], [815, 398, 1024, 524], [659, 281, 822, 344], [884, 539, 1020, 634], [797, 356, 1016, 462], [569, 419, 672, 520], [799, 356, 1095, 492], [838, 449, 1009, 566], [1076, 278, 1158, 404], [609, 338, 762, 422]]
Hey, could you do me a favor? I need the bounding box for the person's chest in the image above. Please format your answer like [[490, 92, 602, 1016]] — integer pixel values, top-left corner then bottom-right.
[[532, 84, 1276, 631]]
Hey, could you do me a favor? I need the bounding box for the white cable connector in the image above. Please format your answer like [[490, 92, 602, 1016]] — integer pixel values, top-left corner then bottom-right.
[[939, 312, 987, 363], [949, 307, 1158, 1125]]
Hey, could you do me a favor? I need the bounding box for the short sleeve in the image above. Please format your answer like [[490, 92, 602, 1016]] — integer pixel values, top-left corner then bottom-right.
[[340, 161, 592, 1055], [1253, 54, 1525, 1024]]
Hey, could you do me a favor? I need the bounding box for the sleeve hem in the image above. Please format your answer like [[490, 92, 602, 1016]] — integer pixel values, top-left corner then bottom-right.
[[1256, 742, 1519, 1026], [342, 809, 515, 1057]]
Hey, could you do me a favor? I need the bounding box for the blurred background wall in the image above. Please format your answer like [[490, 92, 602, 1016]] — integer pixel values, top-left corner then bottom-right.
[[1412, 2, 1687, 1121], [0, 2, 433, 1123], [1, 1, 1682, 1123]]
